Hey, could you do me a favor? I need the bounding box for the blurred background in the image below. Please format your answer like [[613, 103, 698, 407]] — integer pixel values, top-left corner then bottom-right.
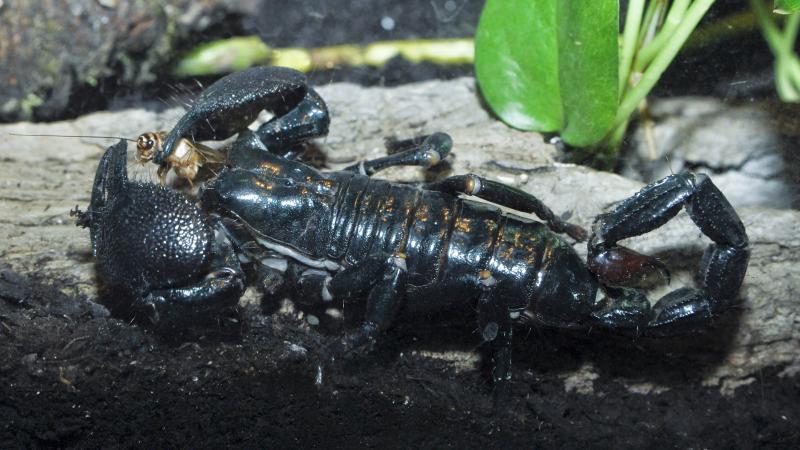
[[0, 0, 778, 122]]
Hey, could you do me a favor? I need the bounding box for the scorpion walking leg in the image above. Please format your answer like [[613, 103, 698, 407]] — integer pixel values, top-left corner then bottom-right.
[[282, 251, 391, 308], [588, 173, 749, 336], [324, 253, 408, 360], [426, 174, 587, 241], [475, 271, 513, 405], [342, 132, 453, 175], [312, 252, 407, 385]]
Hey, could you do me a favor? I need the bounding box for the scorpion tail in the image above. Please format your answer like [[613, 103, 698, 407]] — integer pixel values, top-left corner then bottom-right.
[[586, 173, 749, 337]]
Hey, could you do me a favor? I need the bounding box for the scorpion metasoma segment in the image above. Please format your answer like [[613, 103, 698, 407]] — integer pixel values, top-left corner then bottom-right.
[[74, 66, 750, 394]]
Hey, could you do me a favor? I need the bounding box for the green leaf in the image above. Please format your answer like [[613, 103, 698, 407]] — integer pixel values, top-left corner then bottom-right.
[[774, 0, 800, 14], [475, 0, 560, 132], [475, 0, 619, 147], [558, 2, 619, 146]]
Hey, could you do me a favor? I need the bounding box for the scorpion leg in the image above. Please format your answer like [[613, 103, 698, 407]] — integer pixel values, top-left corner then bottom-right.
[[475, 271, 513, 406], [588, 173, 749, 336], [312, 251, 407, 385], [342, 132, 453, 176], [426, 174, 587, 241], [281, 251, 391, 309], [323, 253, 408, 360], [156, 66, 329, 163]]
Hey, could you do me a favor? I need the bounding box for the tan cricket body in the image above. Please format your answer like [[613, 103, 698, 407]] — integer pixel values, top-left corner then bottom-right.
[[135, 131, 226, 186]]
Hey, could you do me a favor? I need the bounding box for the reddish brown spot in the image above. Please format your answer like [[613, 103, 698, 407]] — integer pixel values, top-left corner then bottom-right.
[[588, 245, 669, 289]]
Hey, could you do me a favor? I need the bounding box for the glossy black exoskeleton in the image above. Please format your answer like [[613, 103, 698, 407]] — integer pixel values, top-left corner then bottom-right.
[[75, 66, 750, 395]]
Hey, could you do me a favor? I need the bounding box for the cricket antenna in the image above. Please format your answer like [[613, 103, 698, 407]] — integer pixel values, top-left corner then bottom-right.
[[9, 132, 137, 142]]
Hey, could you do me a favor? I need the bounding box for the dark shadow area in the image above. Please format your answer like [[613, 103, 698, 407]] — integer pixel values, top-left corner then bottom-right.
[[96, 284, 246, 345], [1, 266, 796, 448]]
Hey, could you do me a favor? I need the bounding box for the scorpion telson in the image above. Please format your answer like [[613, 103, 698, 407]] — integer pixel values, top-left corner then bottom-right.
[[75, 66, 750, 397]]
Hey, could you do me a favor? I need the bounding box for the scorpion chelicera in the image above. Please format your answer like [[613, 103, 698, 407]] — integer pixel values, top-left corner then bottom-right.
[[74, 66, 750, 392]]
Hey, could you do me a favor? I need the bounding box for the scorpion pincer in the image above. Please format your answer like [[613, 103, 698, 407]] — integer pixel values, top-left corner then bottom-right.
[[73, 66, 749, 395]]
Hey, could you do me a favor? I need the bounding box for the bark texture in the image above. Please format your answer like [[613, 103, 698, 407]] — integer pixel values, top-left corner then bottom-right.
[[0, 0, 259, 121]]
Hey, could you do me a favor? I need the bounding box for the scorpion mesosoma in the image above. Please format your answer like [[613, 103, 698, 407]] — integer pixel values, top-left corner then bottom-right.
[[75, 66, 750, 392]]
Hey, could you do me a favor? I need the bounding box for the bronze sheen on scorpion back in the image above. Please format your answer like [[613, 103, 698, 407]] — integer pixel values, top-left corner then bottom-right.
[[73, 66, 750, 394]]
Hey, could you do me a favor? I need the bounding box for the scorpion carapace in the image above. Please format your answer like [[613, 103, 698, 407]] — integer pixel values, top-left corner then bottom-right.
[[77, 66, 750, 396]]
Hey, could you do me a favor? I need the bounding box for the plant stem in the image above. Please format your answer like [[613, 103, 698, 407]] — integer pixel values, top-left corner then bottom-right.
[[633, 0, 691, 72], [749, 0, 800, 101], [783, 14, 800, 99], [613, 0, 715, 131], [750, 0, 784, 48], [637, 0, 668, 47], [619, 0, 646, 96], [173, 37, 475, 77], [783, 10, 800, 47], [607, 116, 630, 151]]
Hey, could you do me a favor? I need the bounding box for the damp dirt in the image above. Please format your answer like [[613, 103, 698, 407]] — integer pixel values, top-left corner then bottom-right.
[[1, 268, 798, 448]]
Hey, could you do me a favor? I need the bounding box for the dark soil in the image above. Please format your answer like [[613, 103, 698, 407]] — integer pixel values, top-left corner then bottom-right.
[[1, 268, 798, 448]]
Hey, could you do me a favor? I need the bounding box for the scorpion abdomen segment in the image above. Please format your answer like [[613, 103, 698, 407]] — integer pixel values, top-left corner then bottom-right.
[[338, 178, 396, 264], [324, 171, 456, 278], [325, 174, 421, 266], [437, 199, 503, 288], [392, 189, 453, 285]]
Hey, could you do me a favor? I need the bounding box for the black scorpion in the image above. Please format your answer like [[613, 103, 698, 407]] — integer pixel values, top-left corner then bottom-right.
[[75, 66, 750, 392]]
